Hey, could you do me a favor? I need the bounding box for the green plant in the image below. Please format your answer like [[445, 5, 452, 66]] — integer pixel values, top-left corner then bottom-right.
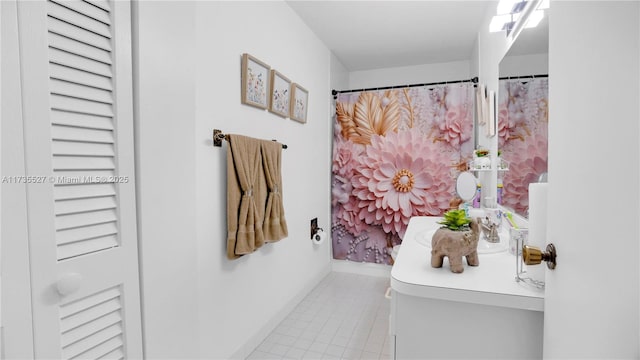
[[438, 209, 471, 231]]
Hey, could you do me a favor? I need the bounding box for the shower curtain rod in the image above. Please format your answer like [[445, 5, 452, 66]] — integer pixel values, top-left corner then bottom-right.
[[331, 76, 479, 100], [499, 74, 548, 80]]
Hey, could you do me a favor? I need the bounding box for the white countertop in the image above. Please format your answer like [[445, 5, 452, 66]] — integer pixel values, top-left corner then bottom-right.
[[390, 216, 544, 311]]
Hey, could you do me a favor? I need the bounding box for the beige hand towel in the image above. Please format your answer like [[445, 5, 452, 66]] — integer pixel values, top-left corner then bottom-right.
[[226, 134, 266, 259], [261, 140, 288, 241]]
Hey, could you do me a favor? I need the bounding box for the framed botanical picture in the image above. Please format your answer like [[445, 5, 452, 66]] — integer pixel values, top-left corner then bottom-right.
[[269, 70, 291, 118], [241, 53, 270, 109], [290, 83, 308, 124]]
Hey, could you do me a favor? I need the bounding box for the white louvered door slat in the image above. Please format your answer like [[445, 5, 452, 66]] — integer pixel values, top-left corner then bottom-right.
[[60, 299, 122, 338], [53, 156, 116, 171], [47, 17, 112, 51], [49, 32, 112, 64], [68, 336, 124, 360], [57, 222, 119, 247], [61, 311, 122, 347], [84, 0, 111, 13], [55, 196, 118, 215], [57, 237, 118, 261], [51, 110, 114, 130], [97, 347, 125, 360], [52, 125, 114, 143], [54, 184, 116, 199], [47, 1, 111, 38], [49, 48, 113, 78], [62, 323, 123, 359], [50, 0, 111, 24], [58, 227, 118, 248], [59, 286, 120, 319], [52, 141, 115, 157], [50, 63, 114, 91], [16, 0, 143, 358], [50, 79, 114, 104], [53, 170, 116, 180], [56, 209, 118, 230], [57, 235, 119, 261], [50, 94, 114, 117]]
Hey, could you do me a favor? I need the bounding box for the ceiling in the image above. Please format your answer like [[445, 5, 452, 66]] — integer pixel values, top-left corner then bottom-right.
[[287, 1, 549, 72]]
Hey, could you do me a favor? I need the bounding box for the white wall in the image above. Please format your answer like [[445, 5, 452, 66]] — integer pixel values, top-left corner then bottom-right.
[[331, 53, 349, 93], [348, 60, 470, 89], [195, 2, 332, 359], [135, 2, 333, 358], [499, 53, 548, 77], [133, 1, 200, 358]]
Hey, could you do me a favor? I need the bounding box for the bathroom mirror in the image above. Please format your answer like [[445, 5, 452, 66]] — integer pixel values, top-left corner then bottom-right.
[[497, 13, 549, 217]]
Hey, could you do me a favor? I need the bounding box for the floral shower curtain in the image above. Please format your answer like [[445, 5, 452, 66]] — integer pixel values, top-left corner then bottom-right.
[[331, 84, 475, 265], [498, 78, 549, 216]]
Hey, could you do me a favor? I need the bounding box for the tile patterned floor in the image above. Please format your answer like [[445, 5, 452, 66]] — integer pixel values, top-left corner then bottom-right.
[[246, 272, 392, 360]]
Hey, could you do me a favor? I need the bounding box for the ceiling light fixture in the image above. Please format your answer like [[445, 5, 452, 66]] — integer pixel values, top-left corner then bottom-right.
[[525, 10, 544, 28], [538, 0, 550, 10], [496, 0, 518, 15], [490, 14, 513, 33], [490, 0, 546, 35]]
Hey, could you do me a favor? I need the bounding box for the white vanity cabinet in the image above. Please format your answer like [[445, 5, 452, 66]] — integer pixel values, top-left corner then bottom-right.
[[390, 216, 544, 359]]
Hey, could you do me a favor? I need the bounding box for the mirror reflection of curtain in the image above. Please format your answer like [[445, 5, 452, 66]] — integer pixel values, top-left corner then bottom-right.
[[331, 84, 474, 265], [498, 78, 549, 216]]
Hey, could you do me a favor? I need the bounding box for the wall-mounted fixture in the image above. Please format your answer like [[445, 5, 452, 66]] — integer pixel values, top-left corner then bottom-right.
[[212, 129, 288, 148], [490, 0, 549, 36], [310, 218, 320, 239], [310, 218, 327, 245]]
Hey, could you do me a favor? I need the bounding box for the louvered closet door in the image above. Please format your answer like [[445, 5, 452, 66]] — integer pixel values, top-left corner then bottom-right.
[[17, 0, 143, 358]]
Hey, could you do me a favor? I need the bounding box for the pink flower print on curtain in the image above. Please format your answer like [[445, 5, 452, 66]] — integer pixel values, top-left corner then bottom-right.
[[411, 84, 475, 156], [501, 125, 548, 214], [331, 84, 474, 265], [332, 124, 367, 236], [438, 104, 473, 147], [498, 78, 549, 216], [351, 129, 453, 238]]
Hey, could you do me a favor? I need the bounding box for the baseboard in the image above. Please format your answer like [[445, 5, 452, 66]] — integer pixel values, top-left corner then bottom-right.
[[230, 263, 332, 359], [331, 259, 392, 278]]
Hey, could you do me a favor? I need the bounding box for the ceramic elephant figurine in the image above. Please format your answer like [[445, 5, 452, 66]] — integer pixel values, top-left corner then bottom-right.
[[431, 218, 481, 273]]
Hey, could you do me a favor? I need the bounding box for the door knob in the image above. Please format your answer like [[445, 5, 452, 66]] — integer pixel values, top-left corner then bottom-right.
[[522, 243, 557, 270], [56, 272, 83, 296]]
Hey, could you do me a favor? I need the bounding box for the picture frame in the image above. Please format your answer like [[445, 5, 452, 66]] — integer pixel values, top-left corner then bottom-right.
[[290, 83, 308, 124], [269, 70, 291, 118], [241, 53, 270, 109]]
